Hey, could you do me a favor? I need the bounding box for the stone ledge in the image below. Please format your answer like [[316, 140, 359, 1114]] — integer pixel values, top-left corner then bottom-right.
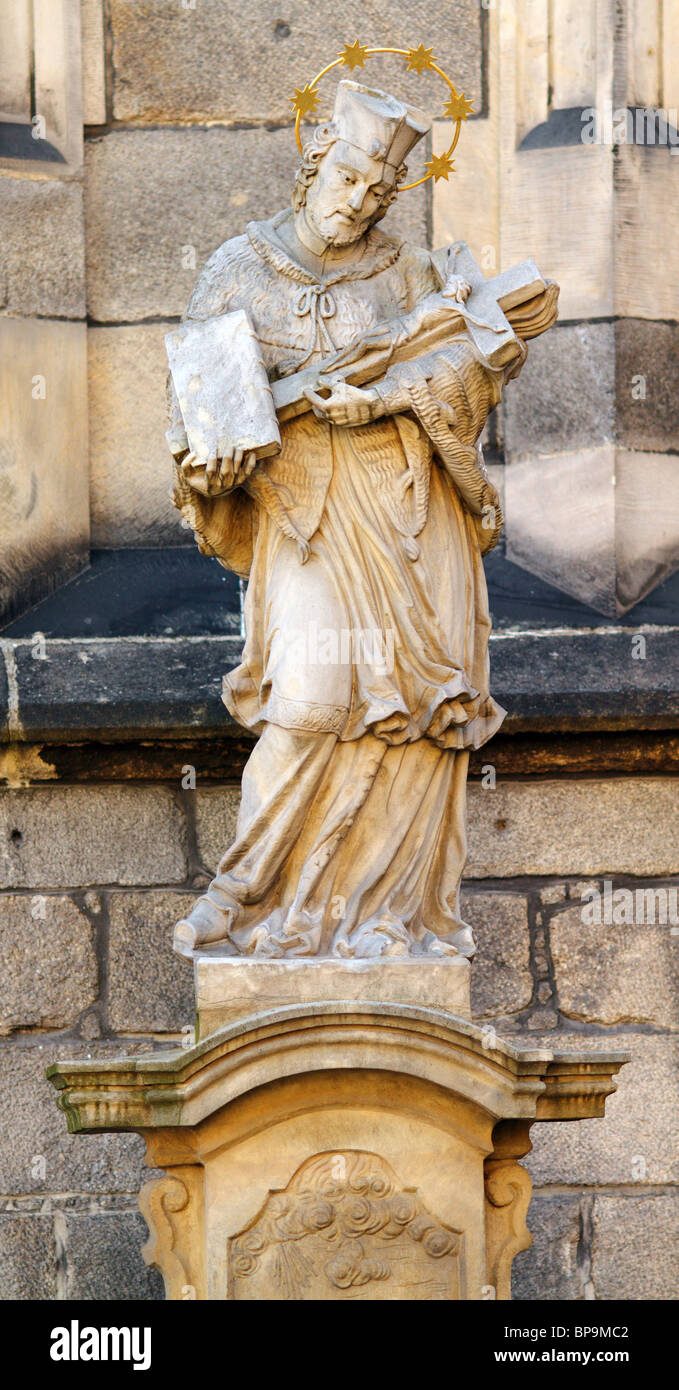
[[1, 629, 678, 744], [48, 1004, 628, 1134], [1, 729, 677, 784]]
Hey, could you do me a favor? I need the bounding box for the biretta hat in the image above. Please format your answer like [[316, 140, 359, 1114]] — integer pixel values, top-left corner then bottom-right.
[[331, 80, 430, 180]]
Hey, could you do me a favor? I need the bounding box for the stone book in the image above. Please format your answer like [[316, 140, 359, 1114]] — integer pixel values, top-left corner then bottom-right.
[[165, 310, 281, 462]]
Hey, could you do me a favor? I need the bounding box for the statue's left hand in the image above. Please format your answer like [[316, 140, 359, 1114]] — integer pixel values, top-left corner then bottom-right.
[[304, 379, 383, 427]]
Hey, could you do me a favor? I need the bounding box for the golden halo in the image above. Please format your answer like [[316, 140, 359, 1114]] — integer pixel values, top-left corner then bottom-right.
[[290, 41, 474, 190]]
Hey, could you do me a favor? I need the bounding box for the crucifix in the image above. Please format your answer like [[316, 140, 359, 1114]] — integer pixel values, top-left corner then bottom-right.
[[271, 241, 551, 420]]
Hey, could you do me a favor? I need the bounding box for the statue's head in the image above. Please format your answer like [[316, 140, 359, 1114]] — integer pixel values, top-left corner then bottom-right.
[[292, 81, 430, 246]]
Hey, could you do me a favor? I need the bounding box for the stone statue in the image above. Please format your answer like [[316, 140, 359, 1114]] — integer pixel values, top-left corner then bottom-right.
[[52, 67, 628, 1311], [167, 78, 558, 961]]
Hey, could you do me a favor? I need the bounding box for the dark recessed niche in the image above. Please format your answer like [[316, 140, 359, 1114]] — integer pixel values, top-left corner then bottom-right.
[[1, 550, 242, 639], [0, 121, 66, 162], [2, 546, 677, 640]]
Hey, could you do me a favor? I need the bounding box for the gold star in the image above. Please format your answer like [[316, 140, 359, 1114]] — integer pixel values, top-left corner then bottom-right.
[[426, 152, 456, 182], [405, 44, 435, 74], [291, 84, 320, 119], [340, 40, 368, 71], [443, 89, 474, 122]]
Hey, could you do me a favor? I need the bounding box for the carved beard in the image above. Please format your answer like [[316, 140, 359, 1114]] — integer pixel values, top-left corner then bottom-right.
[[305, 205, 376, 246], [303, 177, 388, 247], [318, 219, 371, 246]]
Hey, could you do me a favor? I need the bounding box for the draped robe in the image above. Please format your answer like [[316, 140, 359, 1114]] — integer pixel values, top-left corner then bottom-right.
[[171, 210, 511, 959]]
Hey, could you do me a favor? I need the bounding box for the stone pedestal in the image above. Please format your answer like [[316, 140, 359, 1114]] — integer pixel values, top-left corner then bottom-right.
[[194, 953, 471, 1036], [49, 959, 626, 1302]]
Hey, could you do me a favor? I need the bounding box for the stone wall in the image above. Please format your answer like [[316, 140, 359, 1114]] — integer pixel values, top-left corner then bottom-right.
[[0, 0, 91, 624], [0, 773, 677, 1299]]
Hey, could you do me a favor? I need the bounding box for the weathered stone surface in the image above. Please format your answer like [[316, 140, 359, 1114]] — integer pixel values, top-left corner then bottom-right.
[[89, 325, 185, 546], [505, 446, 617, 617], [194, 786, 242, 874], [0, 1043, 150, 1194], [539, 883, 568, 906], [0, 318, 89, 627], [525, 1033, 679, 1187], [487, 627, 679, 727], [551, 900, 679, 1029], [168, 309, 281, 460], [7, 635, 242, 741], [616, 143, 679, 322], [81, 0, 107, 126], [0, 0, 32, 121], [615, 319, 679, 453], [592, 1194, 679, 1301], [511, 1194, 583, 1301], [108, 890, 197, 1033], [503, 323, 615, 456], [110, 0, 481, 124], [0, 894, 98, 1035], [196, 955, 471, 1038], [28, 0, 84, 171], [460, 890, 532, 1019], [615, 450, 679, 614], [504, 356, 679, 617], [466, 778, 679, 878], [85, 128, 426, 322], [0, 786, 187, 888], [5, 629, 678, 743], [65, 1210, 164, 1300], [434, 132, 615, 326], [430, 7, 679, 619], [0, 1213, 57, 1299], [0, 176, 85, 318]]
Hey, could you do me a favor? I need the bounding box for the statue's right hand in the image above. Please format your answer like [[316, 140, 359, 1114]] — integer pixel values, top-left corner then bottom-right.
[[217, 444, 259, 487], [179, 453, 222, 496], [180, 447, 257, 496]]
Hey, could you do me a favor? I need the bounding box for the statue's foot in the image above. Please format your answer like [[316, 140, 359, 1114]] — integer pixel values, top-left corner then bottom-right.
[[173, 896, 233, 959]]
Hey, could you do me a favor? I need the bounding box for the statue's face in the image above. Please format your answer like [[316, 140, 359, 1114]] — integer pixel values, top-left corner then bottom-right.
[[304, 140, 392, 245]]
